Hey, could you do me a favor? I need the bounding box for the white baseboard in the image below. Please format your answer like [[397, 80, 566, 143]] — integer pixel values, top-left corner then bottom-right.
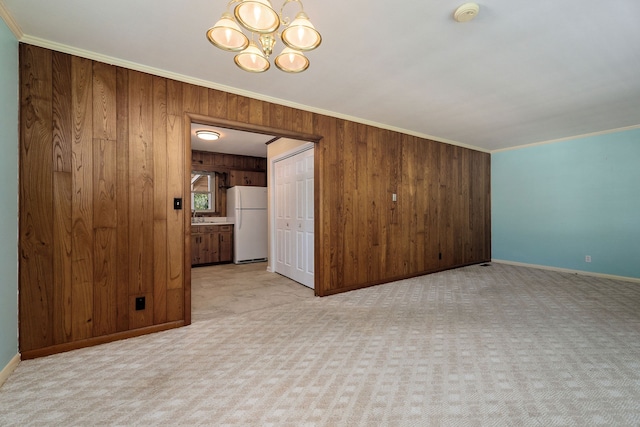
[[0, 353, 20, 388], [492, 259, 640, 284]]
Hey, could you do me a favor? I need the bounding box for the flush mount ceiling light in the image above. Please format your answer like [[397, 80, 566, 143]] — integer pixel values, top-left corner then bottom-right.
[[454, 2, 480, 22], [206, 0, 321, 73], [196, 130, 220, 141]]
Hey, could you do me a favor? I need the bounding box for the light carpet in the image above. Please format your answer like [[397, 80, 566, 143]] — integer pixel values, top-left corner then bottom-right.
[[1, 263, 640, 426]]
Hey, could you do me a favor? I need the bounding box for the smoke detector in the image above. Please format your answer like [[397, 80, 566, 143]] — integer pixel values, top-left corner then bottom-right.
[[454, 3, 480, 22]]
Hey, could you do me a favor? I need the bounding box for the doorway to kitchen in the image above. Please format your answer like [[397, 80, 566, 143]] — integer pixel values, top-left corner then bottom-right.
[[184, 114, 322, 322]]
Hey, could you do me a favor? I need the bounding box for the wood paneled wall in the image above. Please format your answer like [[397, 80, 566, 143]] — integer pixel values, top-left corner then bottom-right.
[[314, 122, 491, 295], [19, 45, 186, 357], [19, 44, 490, 357]]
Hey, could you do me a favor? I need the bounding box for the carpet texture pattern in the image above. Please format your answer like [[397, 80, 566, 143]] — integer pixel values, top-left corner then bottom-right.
[[2, 263, 640, 426]]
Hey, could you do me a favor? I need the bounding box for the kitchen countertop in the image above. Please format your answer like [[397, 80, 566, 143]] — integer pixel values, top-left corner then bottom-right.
[[191, 222, 234, 226]]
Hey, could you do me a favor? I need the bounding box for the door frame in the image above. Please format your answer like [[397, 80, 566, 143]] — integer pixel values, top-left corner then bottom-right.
[[183, 113, 323, 323]]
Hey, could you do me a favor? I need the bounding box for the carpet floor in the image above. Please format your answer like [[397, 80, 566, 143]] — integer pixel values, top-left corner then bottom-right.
[[1, 263, 640, 426]]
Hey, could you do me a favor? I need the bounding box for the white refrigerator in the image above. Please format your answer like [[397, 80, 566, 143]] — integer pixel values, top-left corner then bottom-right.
[[227, 186, 268, 264]]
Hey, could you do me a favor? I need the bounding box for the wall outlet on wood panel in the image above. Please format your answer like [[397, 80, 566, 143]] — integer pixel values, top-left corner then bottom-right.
[[135, 297, 146, 311]]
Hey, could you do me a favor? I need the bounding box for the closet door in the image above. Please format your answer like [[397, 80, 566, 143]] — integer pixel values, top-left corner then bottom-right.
[[274, 148, 314, 288]]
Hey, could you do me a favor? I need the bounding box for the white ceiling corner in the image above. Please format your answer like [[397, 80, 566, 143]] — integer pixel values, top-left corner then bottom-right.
[[0, 0, 23, 38]]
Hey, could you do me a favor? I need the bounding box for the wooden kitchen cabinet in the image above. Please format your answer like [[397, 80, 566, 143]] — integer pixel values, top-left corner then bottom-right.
[[243, 156, 267, 171], [191, 224, 234, 266], [229, 170, 266, 187], [191, 231, 203, 265], [191, 227, 217, 265], [218, 226, 233, 262], [191, 151, 267, 174]]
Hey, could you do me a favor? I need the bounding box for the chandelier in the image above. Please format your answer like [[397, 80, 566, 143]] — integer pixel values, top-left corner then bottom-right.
[[206, 0, 322, 73]]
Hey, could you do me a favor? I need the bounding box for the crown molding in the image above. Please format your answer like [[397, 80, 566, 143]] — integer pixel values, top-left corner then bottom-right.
[[7, 9, 637, 156], [491, 124, 640, 154], [0, 0, 23, 39], [19, 34, 488, 154]]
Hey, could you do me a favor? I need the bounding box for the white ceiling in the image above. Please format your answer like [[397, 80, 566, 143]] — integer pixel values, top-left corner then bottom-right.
[[3, 0, 640, 152], [191, 123, 273, 157]]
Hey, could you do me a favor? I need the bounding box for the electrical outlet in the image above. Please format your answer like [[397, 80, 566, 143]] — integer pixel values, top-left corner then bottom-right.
[[585, 255, 592, 263], [135, 296, 145, 311]]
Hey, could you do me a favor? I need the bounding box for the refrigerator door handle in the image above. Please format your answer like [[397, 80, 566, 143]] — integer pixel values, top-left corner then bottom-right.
[[238, 189, 242, 230]]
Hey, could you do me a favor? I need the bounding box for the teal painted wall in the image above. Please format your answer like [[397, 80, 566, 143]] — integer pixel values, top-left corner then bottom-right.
[[0, 18, 19, 368], [492, 128, 640, 279]]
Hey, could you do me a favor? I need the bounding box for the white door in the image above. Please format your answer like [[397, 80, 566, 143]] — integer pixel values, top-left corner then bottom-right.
[[275, 148, 314, 288]]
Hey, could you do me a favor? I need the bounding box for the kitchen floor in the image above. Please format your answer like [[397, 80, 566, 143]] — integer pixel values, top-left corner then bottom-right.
[[191, 262, 314, 322]]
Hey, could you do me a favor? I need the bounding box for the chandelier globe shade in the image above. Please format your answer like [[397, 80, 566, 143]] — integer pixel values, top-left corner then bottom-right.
[[206, 0, 321, 73], [281, 12, 321, 51], [234, 42, 271, 72], [234, 0, 280, 34], [206, 12, 249, 51], [274, 47, 309, 73]]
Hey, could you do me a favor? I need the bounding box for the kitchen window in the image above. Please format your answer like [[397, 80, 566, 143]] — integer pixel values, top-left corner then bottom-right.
[[191, 172, 216, 212]]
